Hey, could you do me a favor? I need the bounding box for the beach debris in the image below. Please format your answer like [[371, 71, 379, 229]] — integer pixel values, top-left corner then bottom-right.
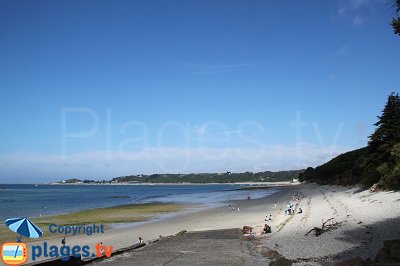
[[304, 218, 344, 237]]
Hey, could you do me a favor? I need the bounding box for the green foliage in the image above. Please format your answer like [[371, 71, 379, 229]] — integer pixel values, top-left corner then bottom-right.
[[369, 93, 400, 154], [391, 0, 400, 35], [361, 162, 381, 187], [302, 93, 400, 190], [379, 144, 400, 190], [301, 148, 369, 185], [111, 170, 303, 184], [61, 171, 303, 184], [392, 17, 400, 35]]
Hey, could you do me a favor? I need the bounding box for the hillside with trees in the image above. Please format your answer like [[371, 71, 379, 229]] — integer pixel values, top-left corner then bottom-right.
[[111, 170, 303, 184], [59, 170, 303, 184], [300, 93, 400, 190]]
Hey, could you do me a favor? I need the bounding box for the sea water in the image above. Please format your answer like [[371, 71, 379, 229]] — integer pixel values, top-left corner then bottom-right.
[[0, 184, 277, 220]]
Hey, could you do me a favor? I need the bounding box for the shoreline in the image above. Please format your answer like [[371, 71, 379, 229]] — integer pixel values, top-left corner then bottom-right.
[[0, 182, 287, 222], [5, 183, 397, 265], [21, 184, 400, 265], [19, 186, 290, 264], [0, 202, 191, 244]]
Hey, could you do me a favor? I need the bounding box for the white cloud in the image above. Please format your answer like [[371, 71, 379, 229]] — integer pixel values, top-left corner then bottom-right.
[[336, 0, 371, 27], [337, 0, 368, 16]]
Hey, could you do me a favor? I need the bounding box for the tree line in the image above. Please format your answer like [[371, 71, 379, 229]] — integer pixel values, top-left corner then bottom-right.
[[300, 93, 400, 190]]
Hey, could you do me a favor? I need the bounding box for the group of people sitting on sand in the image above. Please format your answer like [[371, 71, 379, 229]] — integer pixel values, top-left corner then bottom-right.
[[262, 208, 275, 234], [284, 192, 305, 215], [262, 208, 274, 234], [285, 202, 296, 215], [261, 193, 305, 234]]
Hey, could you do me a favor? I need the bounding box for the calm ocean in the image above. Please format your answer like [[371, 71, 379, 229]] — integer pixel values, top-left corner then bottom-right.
[[0, 184, 277, 220]]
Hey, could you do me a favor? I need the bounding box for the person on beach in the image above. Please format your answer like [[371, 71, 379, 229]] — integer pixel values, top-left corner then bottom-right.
[[265, 215, 272, 221], [262, 224, 271, 234], [232, 205, 235, 212], [61, 237, 66, 246], [273, 202, 277, 209], [139, 237, 144, 244], [228, 204, 231, 211]]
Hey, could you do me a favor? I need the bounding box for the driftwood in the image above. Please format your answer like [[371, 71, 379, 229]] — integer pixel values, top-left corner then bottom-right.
[[304, 218, 344, 237]]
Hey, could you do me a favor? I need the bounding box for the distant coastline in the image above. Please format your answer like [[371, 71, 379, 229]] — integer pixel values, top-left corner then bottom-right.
[[54, 169, 303, 185]]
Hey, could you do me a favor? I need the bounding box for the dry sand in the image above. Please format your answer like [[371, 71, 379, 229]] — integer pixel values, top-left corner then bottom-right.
[[14, 183, 400, 265], [262, 183, 400, 265]]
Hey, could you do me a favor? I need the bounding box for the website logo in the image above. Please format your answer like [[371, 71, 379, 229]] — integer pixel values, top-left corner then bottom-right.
[[1, 242, 28, 265], [2, 218, 113, 264], [5, 217, 43, 242]]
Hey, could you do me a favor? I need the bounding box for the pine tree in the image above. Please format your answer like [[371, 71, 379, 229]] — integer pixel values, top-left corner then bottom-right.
[[368, 92, 400, 189], [369, 92, 400, 160], [393, 17, 400, 35], [391, 0, 400, 35]]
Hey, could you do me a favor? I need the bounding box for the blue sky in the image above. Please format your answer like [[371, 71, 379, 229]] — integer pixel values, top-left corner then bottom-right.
[[0, 0, 399, 183]]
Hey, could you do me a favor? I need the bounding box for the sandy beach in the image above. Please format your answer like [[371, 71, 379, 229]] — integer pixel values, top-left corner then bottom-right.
[[10, 183, 400, 265], [19, 185, 292, 264], [261, 183, 400, 265]]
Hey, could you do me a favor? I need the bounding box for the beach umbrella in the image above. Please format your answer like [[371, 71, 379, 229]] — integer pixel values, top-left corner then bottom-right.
[[5, 218, 43, 239]]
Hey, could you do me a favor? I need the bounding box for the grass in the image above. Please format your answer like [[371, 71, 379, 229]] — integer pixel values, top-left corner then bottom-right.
[[0, 203, 187, 243]]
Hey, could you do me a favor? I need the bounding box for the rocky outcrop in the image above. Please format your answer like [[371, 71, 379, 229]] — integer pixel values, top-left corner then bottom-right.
[[377, 239, 400, 263]]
